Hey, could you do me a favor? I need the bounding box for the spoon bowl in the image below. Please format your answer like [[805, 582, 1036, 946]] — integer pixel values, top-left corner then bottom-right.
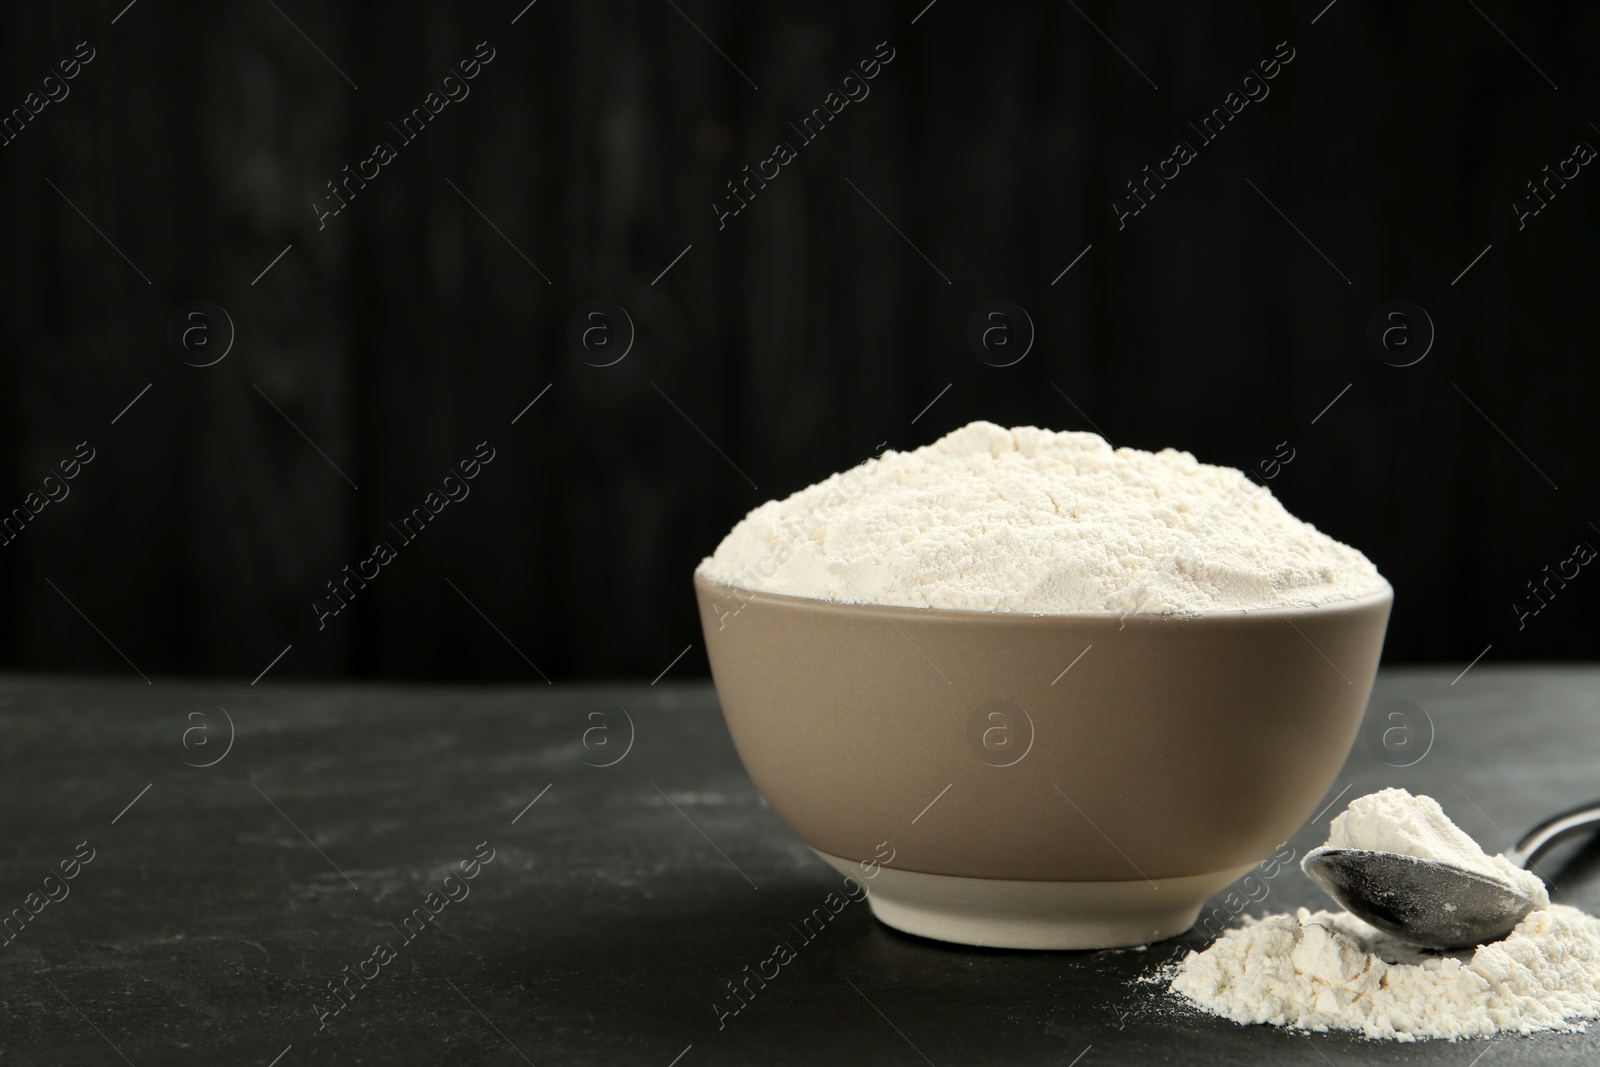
[[1301, 847, 1536, 950]]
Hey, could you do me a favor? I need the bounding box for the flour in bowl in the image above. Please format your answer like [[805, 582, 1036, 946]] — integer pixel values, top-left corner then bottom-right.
[[697, 421, 1387, 613]]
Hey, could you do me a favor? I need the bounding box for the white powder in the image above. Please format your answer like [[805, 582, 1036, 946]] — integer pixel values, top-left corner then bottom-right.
[[1165, 790, 1600, 1041], [1323, 787, 1548, 908], [697, 421, 1387, 614], [1168, 905, 1600, 1041]]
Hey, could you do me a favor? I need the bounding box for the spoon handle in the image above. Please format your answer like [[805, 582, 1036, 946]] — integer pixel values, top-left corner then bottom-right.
[[1509, 800, 1600, 870]]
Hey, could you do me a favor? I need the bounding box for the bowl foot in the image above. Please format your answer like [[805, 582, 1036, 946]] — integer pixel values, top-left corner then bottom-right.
[[814, 850, 1254, 950]]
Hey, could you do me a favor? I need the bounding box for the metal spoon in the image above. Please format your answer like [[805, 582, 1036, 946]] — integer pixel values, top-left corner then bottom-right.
[[1300, 799, 1600, 950]]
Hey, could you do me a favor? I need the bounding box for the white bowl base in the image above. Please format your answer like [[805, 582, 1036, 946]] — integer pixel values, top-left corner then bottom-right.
[[814, 850, 1254, 950]]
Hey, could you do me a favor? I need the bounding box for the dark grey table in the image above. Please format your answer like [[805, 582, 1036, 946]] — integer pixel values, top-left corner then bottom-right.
[[2, 667, 1598, 1065]]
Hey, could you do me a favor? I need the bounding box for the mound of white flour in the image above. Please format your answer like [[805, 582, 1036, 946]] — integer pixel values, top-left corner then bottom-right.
[[697, 421, 1387, 613], [1165, 790, 1600, 1041], [1169, 904, 1600, 1041], [1322, 788, 1548, 908]]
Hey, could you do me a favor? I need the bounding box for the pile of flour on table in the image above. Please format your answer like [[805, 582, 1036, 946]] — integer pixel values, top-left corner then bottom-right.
[[1165, 788, 1600, 1041], [697, 421, 1388, 613]]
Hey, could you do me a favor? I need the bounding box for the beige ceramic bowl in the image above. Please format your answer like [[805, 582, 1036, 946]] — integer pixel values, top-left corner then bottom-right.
[[695, 572, 1392, 949]]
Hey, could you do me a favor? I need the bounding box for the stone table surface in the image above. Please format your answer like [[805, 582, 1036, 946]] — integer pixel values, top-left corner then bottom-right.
[[2, 667, 1598, 1065]]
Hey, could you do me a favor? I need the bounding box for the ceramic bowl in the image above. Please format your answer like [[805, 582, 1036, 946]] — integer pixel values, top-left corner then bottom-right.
[[695, 572, 1392, 949]]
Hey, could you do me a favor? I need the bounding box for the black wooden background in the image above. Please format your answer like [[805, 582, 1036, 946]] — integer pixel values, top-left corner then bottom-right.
[[1, 1, 1594, 683]]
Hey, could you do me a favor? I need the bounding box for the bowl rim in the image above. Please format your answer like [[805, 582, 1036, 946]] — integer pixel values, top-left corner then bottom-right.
[[694, 570, 1394, 624]]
